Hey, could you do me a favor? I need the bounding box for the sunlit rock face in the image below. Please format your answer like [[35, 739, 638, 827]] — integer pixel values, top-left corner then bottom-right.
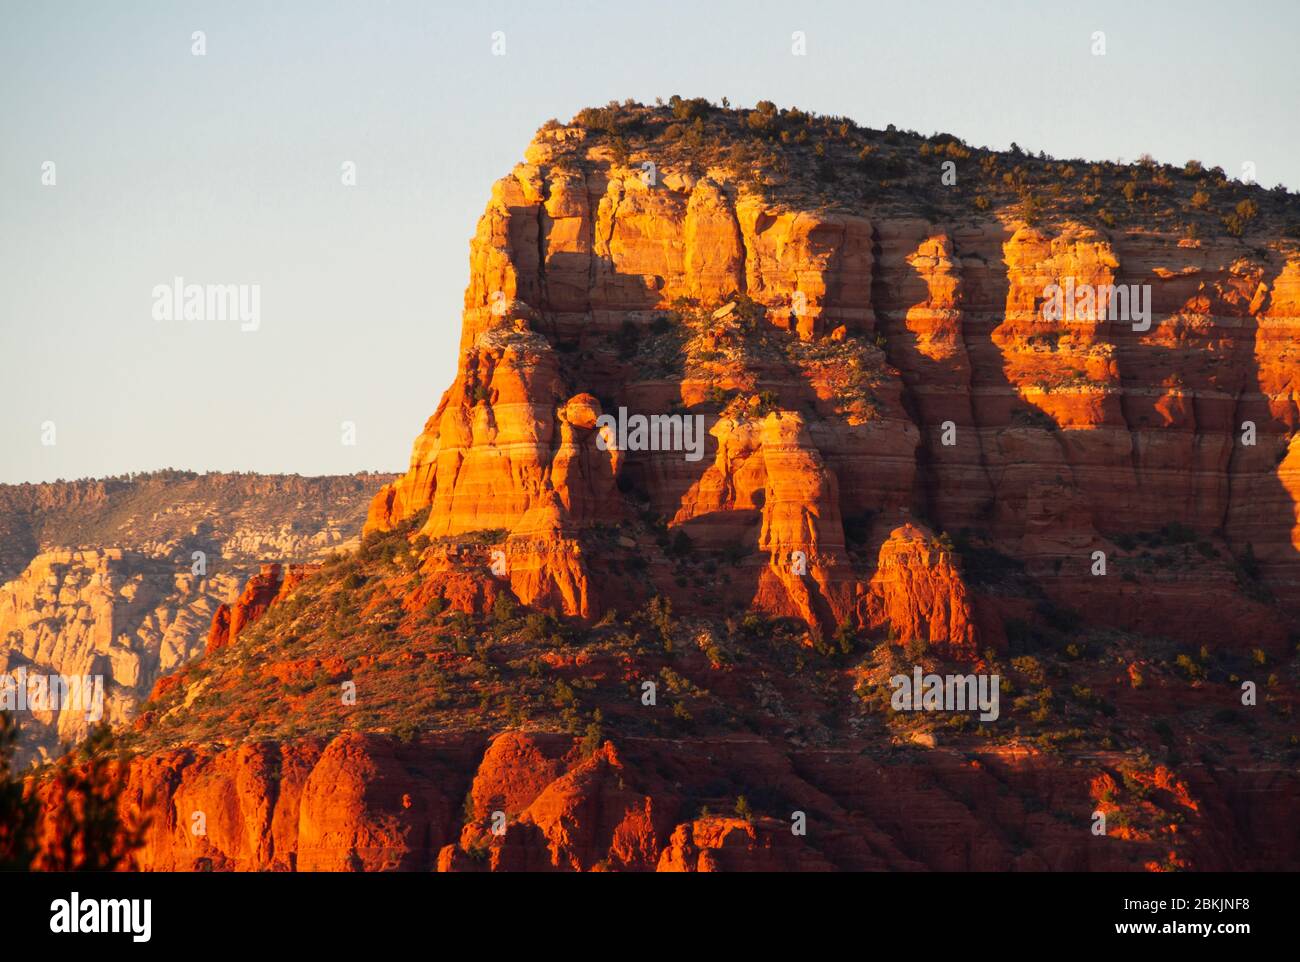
[[369, 117, 1300, 656]]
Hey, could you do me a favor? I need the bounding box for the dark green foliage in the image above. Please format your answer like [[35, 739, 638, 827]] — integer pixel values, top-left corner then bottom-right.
[[0, 713, 37, 870], [33, 724, 148, 871], [667, 529, 695, 559], [492, 592, 518, 624]]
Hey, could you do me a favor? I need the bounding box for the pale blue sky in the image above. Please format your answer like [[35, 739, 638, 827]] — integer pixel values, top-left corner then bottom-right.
[[2, 0, 1297, 483]]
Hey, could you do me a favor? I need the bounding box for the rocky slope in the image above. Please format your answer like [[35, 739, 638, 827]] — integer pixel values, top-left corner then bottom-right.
[[1, 473, 392, 764], [28, 100, 1300, 871]]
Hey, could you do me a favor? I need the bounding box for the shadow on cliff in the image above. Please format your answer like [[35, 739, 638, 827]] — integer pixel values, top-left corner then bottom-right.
[[1225, 262, 1300, 619]]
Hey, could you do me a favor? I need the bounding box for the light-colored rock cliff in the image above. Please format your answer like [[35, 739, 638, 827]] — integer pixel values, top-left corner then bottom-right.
[[1, 474, 390, 763]]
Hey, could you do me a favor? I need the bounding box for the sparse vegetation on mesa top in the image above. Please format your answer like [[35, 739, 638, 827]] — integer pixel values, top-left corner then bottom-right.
[[546, 98, 1300, 243]]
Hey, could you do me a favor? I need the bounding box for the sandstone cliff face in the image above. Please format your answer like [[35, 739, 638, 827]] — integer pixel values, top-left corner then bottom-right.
[[1, 474, 389, 763], [58, 727, 1294, 872], [1, 550, 237, 764], [367, 119, 1300, 658], [366, 133, 959, 645], [94, 733, 479, 871]]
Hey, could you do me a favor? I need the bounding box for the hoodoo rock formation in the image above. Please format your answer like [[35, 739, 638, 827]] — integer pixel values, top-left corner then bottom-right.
[[206, 563, 320, 655]]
